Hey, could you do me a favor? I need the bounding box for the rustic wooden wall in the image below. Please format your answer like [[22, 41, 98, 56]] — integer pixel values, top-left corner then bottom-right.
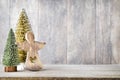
[[67, 0, 96, 64], [0, 0, 120, 64]]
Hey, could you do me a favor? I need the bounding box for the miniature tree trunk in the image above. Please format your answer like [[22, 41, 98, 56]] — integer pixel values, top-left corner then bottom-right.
[[4, 66, 17, 72]]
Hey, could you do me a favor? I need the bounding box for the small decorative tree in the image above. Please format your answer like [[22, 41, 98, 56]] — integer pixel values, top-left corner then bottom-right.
[[15, 9, 32, 64], [2, 29, 19, 72]]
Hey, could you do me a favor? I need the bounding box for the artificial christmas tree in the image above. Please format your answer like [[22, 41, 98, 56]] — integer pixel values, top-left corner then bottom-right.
[[15, 9, 32, 63], [2, 29, 19, 72]]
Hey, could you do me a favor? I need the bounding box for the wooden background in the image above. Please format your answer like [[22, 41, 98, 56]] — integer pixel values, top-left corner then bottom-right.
[[0, 0, 120, 64]]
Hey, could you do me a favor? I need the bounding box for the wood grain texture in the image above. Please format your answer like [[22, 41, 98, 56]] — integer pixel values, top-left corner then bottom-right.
[[96, 0, 112, 64], [67, 0, 96, 64], [1, 65, 120, 78], [38, 0, 67, 64], [111, 0, 120, 64], [0, 0, 120, 64], [0, 78, 120, 80], [0, 0, 10, 64]]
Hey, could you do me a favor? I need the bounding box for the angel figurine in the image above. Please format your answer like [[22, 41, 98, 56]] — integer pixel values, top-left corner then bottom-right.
[[17, 31, 46, 71]]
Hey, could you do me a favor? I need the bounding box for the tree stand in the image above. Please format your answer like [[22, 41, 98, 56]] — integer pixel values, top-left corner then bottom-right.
[[4, 66, 17, 72]]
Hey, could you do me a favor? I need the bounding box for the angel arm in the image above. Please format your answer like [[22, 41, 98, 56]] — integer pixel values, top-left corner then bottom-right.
[[36, 41, 46, 50]]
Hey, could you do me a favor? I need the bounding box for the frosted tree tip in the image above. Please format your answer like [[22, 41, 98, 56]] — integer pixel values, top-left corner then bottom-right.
[[10, 28, 12, 31], [10, 28, 13, 33], [22, 8, 25, 12]]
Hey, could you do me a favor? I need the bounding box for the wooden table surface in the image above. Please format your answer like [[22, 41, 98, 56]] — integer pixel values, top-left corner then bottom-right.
[[0, 65, 120, 78]]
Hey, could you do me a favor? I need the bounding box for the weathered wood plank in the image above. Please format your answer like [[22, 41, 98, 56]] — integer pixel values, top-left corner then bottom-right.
[[111, 0, 120, 64], [9, 0, 39, 40], [38, 0, 67, 64], [1, 65, 120, 78], [67, 0, 96, 64], [96, 0, 112, 64], [0, 78, 119, 80], [0, 0, 10, 64]]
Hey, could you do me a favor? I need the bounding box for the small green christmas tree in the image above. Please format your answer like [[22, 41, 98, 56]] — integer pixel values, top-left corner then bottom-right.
[[15, 9, 32, 62], [2, 28, 19, 72]]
